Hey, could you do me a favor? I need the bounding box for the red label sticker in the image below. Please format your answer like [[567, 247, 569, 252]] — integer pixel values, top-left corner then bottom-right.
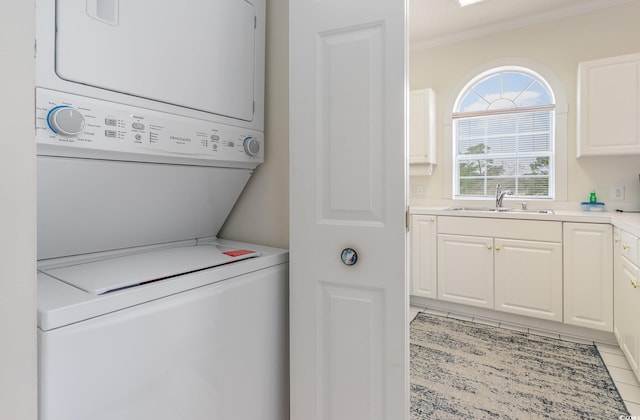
[[223, 249, 255, 257]]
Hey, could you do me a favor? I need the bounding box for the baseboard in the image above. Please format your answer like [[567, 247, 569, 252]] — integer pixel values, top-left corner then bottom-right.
[[410, 295, 618, 346]]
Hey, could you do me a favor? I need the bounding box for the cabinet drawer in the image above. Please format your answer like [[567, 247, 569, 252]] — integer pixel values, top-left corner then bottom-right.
[[621, 230, 639, 266], [622, 256, 640, 290], [438, 216, 561, 242]]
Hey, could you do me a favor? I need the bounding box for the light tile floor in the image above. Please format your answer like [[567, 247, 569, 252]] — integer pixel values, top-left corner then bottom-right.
[[410, 305, 640, 415]]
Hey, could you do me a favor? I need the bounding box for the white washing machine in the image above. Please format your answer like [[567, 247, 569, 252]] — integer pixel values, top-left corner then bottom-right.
[[36, 150, 290, 420], [38, 239, 289, 420], [35, 1, 287, 418]]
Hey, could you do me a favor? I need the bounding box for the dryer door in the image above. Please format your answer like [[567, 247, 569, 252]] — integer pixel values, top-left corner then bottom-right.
[[55, 0, 257, 122]]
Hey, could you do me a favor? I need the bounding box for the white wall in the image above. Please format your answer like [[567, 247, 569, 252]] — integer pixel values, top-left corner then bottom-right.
[[219, 0, 290, 248], [0, 1, 37, 419], [410, 1, 640, 209]]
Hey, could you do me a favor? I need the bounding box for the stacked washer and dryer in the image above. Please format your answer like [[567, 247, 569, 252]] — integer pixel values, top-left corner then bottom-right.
[[35, 1, 288, 419]]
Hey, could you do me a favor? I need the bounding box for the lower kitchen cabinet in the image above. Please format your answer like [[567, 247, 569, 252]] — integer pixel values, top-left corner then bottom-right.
[[613, 228, 624, 343], [563, 223, 613, 332], [409, 214, 623, 338], [618, 257, 640, 375], [494, 238, 562, 322], [410, 215, 437, 298], [437, 233, 494, 308], [615, 227, 640, 380], [436, 217, 563, 320]]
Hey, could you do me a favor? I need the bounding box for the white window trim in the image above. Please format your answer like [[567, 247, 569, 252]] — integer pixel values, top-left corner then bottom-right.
[[443, 57, 568, 201]]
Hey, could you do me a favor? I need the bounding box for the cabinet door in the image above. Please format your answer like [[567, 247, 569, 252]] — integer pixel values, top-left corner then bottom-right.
[[408, 89, 436, 165], [613, 228, 624, 344], [563, 223, 613, 332], [577, 52, 640, 157], [494, 238, 562, 322], [620, 257, 640, 375], [437, 234, 493, 308], [410, 215, 437, 298]]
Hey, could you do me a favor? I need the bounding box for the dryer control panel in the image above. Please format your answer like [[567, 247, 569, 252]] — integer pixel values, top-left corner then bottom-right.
[[35, 88, 264, 168]]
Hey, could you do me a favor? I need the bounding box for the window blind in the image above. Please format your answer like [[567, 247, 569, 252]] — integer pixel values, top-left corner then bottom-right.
[[455, 108, 554, 198]]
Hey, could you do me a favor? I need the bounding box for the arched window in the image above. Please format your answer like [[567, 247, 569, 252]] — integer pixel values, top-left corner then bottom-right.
[[453, 66, 555, 199]]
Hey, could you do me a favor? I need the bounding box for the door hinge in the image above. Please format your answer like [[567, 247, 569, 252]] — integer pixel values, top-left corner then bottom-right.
[[406, 206, 410, 231]]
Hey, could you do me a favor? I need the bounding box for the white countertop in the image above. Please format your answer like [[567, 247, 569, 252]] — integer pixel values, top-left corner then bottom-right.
[[410, 206, 640, 237]]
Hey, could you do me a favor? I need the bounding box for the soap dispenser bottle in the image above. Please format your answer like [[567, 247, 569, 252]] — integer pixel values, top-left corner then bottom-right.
[[589, 191, 597, 203]]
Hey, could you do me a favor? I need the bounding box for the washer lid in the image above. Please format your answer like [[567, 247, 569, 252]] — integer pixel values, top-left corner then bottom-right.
[[40, 244, 260, 295]]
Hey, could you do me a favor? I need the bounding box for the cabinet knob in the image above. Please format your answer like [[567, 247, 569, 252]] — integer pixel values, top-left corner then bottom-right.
[[430, 217, 435, 222], [486, 244, 492, 250], [623, 244, 630, 250], [614, 236, 621, 243], [495, 245, 501, 251], [632, 279, 639, 289]]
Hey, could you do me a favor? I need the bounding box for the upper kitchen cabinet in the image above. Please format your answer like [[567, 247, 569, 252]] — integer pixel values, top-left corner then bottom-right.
[[577, 52, 640, 157], [409, 88, 436, 175]]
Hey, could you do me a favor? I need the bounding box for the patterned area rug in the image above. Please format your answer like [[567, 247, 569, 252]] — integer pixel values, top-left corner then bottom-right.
[[410, 312, 629, 419]]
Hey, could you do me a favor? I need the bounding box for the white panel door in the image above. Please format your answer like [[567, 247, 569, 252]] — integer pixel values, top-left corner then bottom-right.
[[289, 0, 408, 418]]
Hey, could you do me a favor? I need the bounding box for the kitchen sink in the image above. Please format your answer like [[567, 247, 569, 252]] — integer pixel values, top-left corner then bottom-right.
[[445, 206, 554, 215]]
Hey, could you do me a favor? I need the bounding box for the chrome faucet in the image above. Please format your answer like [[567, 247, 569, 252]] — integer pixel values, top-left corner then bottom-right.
[[495, 183, 512, 208]]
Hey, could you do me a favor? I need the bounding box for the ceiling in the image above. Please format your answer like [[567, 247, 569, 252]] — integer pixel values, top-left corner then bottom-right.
[[410, 0, 636, 50]]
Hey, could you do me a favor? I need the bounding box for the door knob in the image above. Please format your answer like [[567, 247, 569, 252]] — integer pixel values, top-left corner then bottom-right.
[[340, 248, 358, 266]]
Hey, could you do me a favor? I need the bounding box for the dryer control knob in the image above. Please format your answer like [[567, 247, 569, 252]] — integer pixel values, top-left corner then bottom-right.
[[243, 136, 260, 156], [47, 106, 86, 136]]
